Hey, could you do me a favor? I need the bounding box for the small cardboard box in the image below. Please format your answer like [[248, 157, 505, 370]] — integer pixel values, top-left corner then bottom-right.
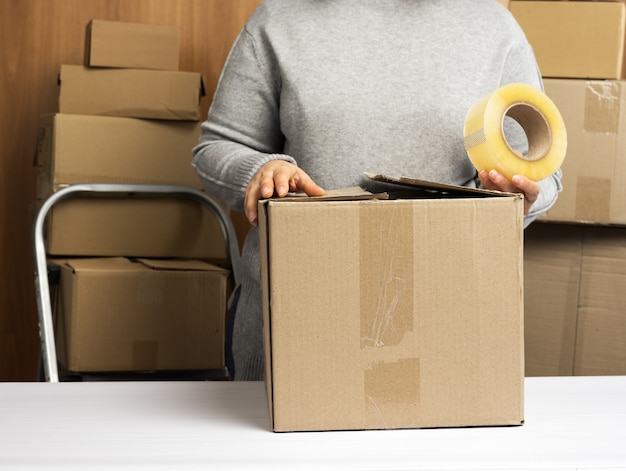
[[524, 222, 626, 376], [58, 65, 204, 121], [540, 79, 626, 226], [510, 1, 626, 79], [259, 175, 525, 432], [85, 19, 180, 70], [35, 113, 228, 258], [52, 257, 228, 373]]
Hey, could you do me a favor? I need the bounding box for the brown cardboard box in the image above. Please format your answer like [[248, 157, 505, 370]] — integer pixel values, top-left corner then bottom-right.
[[524, 222, 626, 376], [35, 113, 202, 191], [58, 65, 204, 121], [523, 223, 581, 376], [575, 226, 626, 375], [53, 257, 228, 372], [35, 113, 228, 258], [36, 197, 228, 259], [540, 79, 626, 225], [259, 175, 525, 432], [509, 1, 626, 79], [85, 19, 180, 71]]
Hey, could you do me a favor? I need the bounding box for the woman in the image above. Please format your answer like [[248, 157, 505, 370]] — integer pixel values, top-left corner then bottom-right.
[[192, 0, 562, 380]]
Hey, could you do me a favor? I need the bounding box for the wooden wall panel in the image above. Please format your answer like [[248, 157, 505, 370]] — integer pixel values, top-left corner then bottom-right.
[[0, 0, 260, 380]]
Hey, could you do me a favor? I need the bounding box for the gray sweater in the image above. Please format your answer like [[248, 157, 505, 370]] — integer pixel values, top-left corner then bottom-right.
[[192, 0, 562, 380]]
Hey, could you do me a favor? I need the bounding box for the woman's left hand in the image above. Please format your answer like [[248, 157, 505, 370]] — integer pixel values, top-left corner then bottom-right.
[[478, 169, 539, 215]]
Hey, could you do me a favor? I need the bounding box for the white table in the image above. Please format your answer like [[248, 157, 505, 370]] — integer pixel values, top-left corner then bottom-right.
[[1, 376, 625, 470]]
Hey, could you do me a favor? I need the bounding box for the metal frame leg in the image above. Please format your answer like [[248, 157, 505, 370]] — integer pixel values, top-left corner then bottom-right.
[[32, 183, 242, 382]]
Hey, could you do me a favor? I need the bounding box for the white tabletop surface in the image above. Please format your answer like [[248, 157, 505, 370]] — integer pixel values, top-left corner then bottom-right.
[[1, 376, 625, 470]]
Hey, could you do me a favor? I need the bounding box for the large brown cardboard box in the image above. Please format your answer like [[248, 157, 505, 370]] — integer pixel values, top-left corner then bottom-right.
[[85, 19, 180, 71], [524, 222, 626, 377], [523, 223, 581, 376], [509, 1, 626, 79], [575, 226, 626, 375], [53, 257, 228, 372], [259, 176, 525, 432], [540, 79, 626, 225], [58, 65, 204, 121], [35, 113, 227, 258]]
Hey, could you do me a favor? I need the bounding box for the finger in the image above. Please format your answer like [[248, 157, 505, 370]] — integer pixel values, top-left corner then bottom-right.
[[480, 170, 541, 215], [270, 165, 324, 197], [511, 175, 539, 200], [479, 169, 510, 191], [511, 175, 540, 214], [293, 172, 325, 197], [266, 164, 300, 197], [246, 162, 325, 225], [488, 170, 518, 193], [244, 185, 261, 226], [258, 170, 280, 198], [245, 162, 298, 225], [478, 170, 494, 190]]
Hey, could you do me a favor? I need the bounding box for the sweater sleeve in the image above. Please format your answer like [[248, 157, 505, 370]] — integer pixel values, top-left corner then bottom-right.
[[191, 26, 295, 212]]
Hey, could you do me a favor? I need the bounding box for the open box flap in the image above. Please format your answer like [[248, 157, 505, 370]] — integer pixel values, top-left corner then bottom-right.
[[261, 173, 518, 207], [365, 172, 516, 197], [277, 186, 387, 202]]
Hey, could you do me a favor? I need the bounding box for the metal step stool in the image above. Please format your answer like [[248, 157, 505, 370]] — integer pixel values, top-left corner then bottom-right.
[[32, 183, 241, 382]]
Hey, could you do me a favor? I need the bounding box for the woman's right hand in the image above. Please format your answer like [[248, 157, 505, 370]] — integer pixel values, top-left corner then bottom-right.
[[244, 160, 325, 226]]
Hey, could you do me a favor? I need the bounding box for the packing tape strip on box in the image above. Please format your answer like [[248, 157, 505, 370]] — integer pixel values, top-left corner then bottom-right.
[[463, 82, 567, 181]]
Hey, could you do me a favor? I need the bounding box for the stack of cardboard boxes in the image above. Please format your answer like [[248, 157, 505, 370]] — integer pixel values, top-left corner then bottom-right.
[[508, 1, 626, 376], [34, 20, 229, 375]]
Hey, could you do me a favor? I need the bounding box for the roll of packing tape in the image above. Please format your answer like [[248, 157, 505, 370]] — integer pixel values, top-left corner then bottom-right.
[[463, 82, 567, 181]]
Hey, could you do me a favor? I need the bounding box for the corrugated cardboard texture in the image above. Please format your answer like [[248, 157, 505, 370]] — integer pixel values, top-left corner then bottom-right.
[[575, 227, 626, 375], [35, 114, 203, 190], [39, 197, 227, 259], [510, 1, 626, 79], [523, 223, 581, 376], [524, 222, 626, 376], [541, 79, 626, 225], [58, 65, 204, 121], [34, 113, 228, 258], [53, 257, 228, 372], [261, 191, 524, 432], [85, 19, 180, 71]]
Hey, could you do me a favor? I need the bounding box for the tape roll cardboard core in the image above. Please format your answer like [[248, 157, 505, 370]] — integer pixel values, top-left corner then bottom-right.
[[464, 83, 567, 181], [504, 103, 550, 162]]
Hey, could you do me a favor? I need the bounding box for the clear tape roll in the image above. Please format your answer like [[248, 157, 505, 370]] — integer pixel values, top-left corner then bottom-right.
[[463, 82, 567, 181]]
